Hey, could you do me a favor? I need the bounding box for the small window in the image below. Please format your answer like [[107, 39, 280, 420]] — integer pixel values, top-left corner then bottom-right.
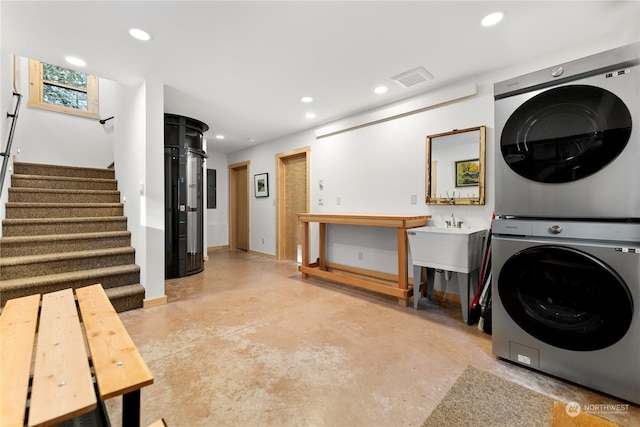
[[28, 59, 99, 119]]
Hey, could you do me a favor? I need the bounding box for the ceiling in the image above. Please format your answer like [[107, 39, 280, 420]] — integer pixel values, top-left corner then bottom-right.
[[2, 1, 639, 154]]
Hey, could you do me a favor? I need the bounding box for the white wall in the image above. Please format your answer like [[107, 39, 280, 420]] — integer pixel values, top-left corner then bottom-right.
[[142, 78, 165, 301], [225, 40, 637, 295], [0, 52, 15, 227], [205, 149, 229, 248], [0, 56, 117, 232], [114, 79, 165, 301], [228, 130, 316, 255], [228, 83, 494, 268], [114, 82, 145, 278], [10, 57, 115, 169]]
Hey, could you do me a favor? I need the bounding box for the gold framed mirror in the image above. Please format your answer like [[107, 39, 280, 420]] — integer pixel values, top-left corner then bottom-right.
[[425, 125, 486, 205]]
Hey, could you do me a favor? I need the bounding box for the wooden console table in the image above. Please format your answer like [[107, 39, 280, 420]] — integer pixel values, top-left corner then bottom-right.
[[297, 213, 430, 306]]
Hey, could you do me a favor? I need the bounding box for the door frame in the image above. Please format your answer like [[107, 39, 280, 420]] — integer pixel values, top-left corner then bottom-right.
[[228, 161, 250, 251], [276, 146, 310, 261]]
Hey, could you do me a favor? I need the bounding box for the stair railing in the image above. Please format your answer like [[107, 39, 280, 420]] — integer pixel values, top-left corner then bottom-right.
[[1, 92, 23, 193]]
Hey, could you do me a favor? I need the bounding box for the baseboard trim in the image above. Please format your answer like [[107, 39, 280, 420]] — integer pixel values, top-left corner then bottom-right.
[[433, 290, 461, 304], [208, 245, 229, 253], [143, 295, 168, 309], [248, 250, 277, 260]]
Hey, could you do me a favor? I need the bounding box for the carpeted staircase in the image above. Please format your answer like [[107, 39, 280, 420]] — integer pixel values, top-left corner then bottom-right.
[[0, 162, 145, 312]]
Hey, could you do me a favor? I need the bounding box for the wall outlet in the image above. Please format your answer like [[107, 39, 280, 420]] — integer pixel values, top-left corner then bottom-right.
[[319, 198, 324, 206], [261, 237, 265, 244], [358, 251, 363, 260], [410, 193, 417, 204], [336, 197, 341, 205]]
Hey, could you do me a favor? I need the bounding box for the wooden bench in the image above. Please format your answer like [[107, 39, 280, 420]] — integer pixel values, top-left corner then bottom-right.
[[0, 284, 154, 427], [0, 294, 41, 427]]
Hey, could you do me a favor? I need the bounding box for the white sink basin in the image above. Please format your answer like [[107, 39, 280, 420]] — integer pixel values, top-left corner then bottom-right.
[[407, 226, 487, 273]]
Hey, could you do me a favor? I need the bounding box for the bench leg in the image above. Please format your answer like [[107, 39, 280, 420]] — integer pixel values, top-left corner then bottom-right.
[[122, 390, 141, 427]]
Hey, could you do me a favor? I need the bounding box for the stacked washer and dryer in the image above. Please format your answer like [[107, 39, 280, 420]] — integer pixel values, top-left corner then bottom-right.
[[492, 42, 640, 405]]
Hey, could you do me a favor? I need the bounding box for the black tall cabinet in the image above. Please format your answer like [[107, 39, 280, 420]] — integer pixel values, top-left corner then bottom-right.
[[164, 114, 209, 279]]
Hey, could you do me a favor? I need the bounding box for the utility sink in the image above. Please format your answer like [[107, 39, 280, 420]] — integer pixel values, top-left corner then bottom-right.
[[407, 226, 486, 273], [407, 226, 487, 322]]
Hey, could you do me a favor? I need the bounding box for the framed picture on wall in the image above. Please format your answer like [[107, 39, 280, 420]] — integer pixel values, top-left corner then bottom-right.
[[254, 173, 269, 197], [455, 158, 480, 187]]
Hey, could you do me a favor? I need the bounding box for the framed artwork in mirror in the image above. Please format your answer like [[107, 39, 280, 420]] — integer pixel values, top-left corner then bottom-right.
[[455, 158, 480, 187]]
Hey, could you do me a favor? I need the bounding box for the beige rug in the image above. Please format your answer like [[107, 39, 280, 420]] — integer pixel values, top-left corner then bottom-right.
[[423, 365, 619, 427]]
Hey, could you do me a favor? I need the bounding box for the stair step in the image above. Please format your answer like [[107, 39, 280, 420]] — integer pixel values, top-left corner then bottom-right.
[[0, 247, 136, 280], [1, 217, 129, 237], [0, 264, 142, 308], [2, 162, 144, 313], [8, 187, 121, 203], [5, 202, 123, 219], [11, 174, 118, 191], [0, 230, 132, 257], [105, 283, 145, 312], [13, 162, 115, 180]]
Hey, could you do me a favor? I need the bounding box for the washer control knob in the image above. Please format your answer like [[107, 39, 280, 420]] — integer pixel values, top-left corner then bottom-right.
[[549, 225, 563, 234], [551, 66, 564, 77]]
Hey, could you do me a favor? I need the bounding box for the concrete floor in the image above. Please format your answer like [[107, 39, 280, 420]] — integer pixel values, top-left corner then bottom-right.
[[106, 250, 638, 427]]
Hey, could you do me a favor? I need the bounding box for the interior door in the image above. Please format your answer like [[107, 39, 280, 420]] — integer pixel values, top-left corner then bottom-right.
[[229, 162, 249, 251], [277, 147, 309, 261]]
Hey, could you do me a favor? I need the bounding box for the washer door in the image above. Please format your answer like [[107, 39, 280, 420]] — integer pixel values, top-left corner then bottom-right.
[[498, 245, 633, 351], [501, 85, 632, 183]]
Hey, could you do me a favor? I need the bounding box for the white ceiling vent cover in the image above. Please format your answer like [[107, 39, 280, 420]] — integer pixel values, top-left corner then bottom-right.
[[391, 66, 434, 88]]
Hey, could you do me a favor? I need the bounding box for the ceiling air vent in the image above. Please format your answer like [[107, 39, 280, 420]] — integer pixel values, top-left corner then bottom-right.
[[391, 66, 434, 88]]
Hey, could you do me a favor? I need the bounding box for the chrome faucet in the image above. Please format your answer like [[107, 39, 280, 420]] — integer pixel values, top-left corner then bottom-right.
[[445, 212, 463, 228]]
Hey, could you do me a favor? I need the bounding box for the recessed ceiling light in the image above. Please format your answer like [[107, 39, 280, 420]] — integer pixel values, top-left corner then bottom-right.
[[129, 28, 151, 41], [215, 135, 225, 139], [305, 112, 316, 119], [374, 86, 388, 94], [65, 56, 86, 67], [481, 12, 504, 27], [300, 96, 313, 103], [247, 138, 256, 143]]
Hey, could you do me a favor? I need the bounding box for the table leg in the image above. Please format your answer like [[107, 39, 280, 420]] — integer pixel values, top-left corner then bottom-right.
[[397, 228, 409, 306], [397, 228, 408, 290], [319, 222, 326, 270], [300, 221, 309, 278], [122, 389, 141, 427]]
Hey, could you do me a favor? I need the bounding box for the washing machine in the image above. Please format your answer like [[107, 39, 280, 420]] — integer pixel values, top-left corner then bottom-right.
[[491, 218, 640, 404], [494, 42, 640, 219]]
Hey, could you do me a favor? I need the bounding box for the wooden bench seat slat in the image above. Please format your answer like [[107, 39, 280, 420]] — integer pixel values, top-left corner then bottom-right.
[[0, 294, 41, 427], [27, 289, 97, 427], [76, 284, 153, 400]]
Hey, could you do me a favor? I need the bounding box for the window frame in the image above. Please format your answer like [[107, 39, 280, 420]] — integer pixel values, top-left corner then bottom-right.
[[28, 59, 99, 119]]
